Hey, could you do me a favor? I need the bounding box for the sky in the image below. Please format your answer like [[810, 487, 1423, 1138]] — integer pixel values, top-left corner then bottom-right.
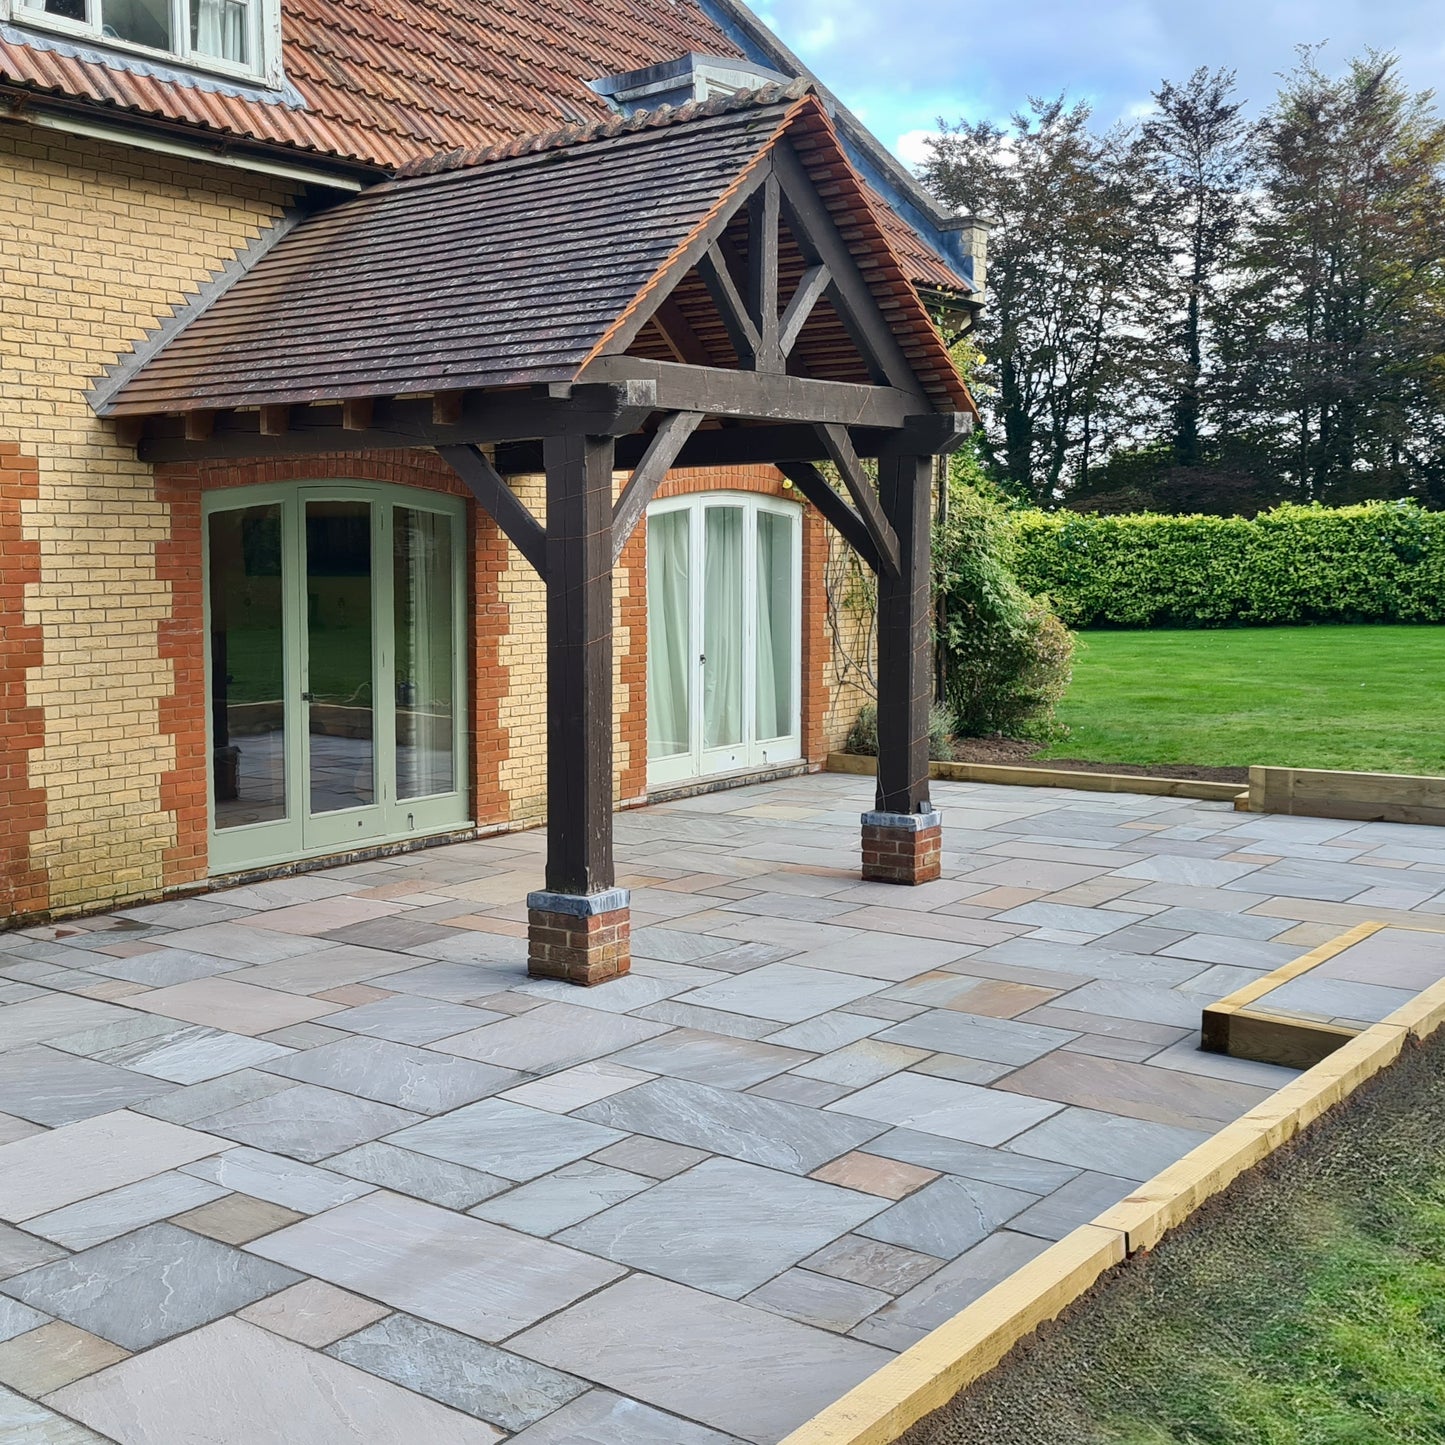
[[749, 1, 1445, 164]]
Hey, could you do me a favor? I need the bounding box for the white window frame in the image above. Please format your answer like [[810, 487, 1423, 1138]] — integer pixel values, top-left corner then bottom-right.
[[5, 0, 284, 88]]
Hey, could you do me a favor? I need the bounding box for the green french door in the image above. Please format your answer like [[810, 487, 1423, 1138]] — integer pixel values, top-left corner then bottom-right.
[[205, 482, 469, 874]]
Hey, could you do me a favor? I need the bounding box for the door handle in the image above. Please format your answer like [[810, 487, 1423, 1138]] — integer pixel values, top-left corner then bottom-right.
[[698, 655, 707, 665], [301, 692, 315, 702]]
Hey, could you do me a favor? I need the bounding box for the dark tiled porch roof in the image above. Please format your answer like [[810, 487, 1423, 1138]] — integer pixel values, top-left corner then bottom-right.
[[102, 90, 973, 419]]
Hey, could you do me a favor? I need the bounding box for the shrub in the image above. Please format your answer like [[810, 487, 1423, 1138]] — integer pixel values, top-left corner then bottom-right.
[[935, 480, 1075, 738], [1013, 501, 1445, 628], [845, 702, 955, 761]]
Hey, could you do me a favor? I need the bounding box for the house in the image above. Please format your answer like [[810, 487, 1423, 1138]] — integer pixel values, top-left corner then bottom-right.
[[0, 0, 981, 982]]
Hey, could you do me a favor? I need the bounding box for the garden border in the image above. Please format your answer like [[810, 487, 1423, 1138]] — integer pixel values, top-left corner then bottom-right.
[[1247, 765, 1445, 826], [778, 927, 1445, 1445]]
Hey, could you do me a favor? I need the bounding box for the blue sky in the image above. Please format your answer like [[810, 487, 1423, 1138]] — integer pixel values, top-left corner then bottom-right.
[[750, 1, 1445, 163]]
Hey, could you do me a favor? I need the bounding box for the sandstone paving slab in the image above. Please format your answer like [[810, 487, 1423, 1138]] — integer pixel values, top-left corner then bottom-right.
[[1007, 1104, 1212, 1180], [329, 1312, 586, 1431], [180, 1147, 375, 1215], [609, 1029, 809, 1090], [248, 1190, 624, 1341], [631, 927, 751, 964], [515, 965, 727, 1016], [558, 1157, 885, 1297], [389, 1099, 625, 1182], [809, 1151, 939, 1200], [588, 1136, 710, 1179], [578, 1076, 886, 1174], [0, 1047, 176, 1126], [508, 1388, 741, 1444], [0, 1226, 66, 1280], [511, 1273, 892, 1444], [0, 1112, 227, 1222], [744, 1267, 890, 1333], [0, 995, 134, 1054], [798, 1233, 948, 1296], [856, 1173, 1037, 1258], [968, 938, 1202, 987], [191, 1084, 421, 1163], [172, 1195, 304, 1246], [1313, 926, 1445, 989], [25, 1171, 227, 1250], [1046, 978, 1204, 1029], [428, 1001, 669, 1073], [131, 1068, 296, 1126], [323, 995, 505, 1044], [829, 1073, 1062, 1148], [236, 1278, 390, 1348], [1007, 1170, 1139, 1241], [498, 1061, 654, 1114], [152, 923, 336, 965], [673, 962, 885, 1023], [1158, 934, 1303, 970], [2, 1223, 300, 1350], [126, 978, 343, 1036], [83, 1026, 294, 1085], [470, 1162, 652, 1236], [0, 1321, 130, 1397], [260, 1036, 520, 1114], [1262, 973, 1417, 1024], [790, 1038, 928, 1088], [762, 1012, 885, 1051], [634, 999, 780, 1039], [116, 899, 252, 930], [876, 1008, 1077, 1066], [238, 944, 430, 995], [321, 1141, 510, 1209], [0, 1297, 48, 1343], [0, 1382, 112, 1444], [48, 1317, 500, 1444], [82, 950, 242, 987]]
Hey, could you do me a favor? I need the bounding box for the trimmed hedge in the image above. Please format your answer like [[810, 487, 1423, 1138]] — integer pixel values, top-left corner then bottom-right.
[[1012, 502, 1445, 628]]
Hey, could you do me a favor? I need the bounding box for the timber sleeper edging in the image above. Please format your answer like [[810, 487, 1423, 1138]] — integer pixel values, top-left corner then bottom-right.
[[778, 932, 1445, 1445]]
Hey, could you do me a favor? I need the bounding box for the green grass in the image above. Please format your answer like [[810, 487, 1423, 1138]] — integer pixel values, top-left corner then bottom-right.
[[1038, 624, 1445, 774]]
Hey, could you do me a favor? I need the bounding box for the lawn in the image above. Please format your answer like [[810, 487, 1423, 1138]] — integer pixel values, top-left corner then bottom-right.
[[1038, 624, 1445, 775], [904, 1031, 1445, 1445]]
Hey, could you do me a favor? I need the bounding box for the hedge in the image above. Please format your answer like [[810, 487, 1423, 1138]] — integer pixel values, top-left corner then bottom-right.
[[1011, 502, 1445, 628]]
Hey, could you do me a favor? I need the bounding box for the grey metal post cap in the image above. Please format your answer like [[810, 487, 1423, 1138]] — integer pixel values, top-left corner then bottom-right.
[[526, 888, 631, 917], [860, 807, 943, 832]]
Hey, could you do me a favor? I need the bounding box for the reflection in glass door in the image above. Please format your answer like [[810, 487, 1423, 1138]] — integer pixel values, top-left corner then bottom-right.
[[206, 483, 468, 874], [646, 493, 802, 787]]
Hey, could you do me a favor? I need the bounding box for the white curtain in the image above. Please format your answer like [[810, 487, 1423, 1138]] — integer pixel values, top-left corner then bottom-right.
[[703, 507, 744, 750], [754, 511, 793, 741], [193, 0, 248, 63], [647, 511, 691, 759]]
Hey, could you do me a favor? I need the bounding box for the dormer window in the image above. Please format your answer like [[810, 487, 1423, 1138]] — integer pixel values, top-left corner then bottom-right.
[[14, 0, 278, 83]]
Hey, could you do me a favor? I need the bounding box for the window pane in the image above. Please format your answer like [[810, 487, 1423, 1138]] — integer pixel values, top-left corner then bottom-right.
[[99, 0, 173, 49], [191, 0, 249, 63], [647, 510, 692, 760], [755, 510, 795, 741], [394, 507, 457, 801], [34, 1, 88, 22], [208, 505, 287, 830], [702, 506, 744, 750], [306, 500, 374, 815]]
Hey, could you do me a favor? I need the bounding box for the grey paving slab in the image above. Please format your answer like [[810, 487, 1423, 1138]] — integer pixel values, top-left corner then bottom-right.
[[248, 1190, 623, 1342], [153, 922, 336, 963], [971, 938, 1202, 987], [2, 1223, 300, 1350], [235, 1278, 390, 1348], [829, 1073, 1061, 1148], [0, 1225, 66, 1279], [790, 1038, 928, 1088], [0, 995, 132, 1053], [632, 927, 754, 964], [499, 1060, 653, 1114], [82, 950, 243, 986], [125, 977, 342, 1035], [239, 944, 431, 995], [429, 1001, 669, 1073], [192, 1083, 421, 1163], [861, 1128, 1079, 1194], [26, 1171, 227, 1250], [1048, 978, 1204, 1028], [609, 1029, 809, 1090], [261, 1036, 520, 1114], [1007, 1105, 1212, 1179], [48, 1015, 209, 1063], [800, 1233, 945, 1295], [323, 1141, 511, 1208], [1008, 1171, 1139, 1241], [0, 1046, 176, 1126], [856, 1174, 1037, 1258], [762, 1013, 885, 1051], [876, 1010, 1077, 1066], [0, 1384, 110, 1444], [131, 1068, 296, 1126], [309, 994, 502, 1044], [389, 1099, 625, 1182], [509, 1389, 740, 1445], [749, 1073, 853, 1107], [674, 963, 885, 1023], [588, 1136, 711, 1179], [329, 1312, 586, 1431], [512, 1274, 891, 1445], [0, 1297, 48, 1343], [579, 1077, 886, 1174], [635, 999, 781, 1040], [559, 1157, 884, 1297], [1315, 927, 1445, 990], [470, 1162, 651, 1236], [181, 1147, 376, 1214], [1261, 973, 1417, 1024], [995, 903, 1149, 936], [363, 958, 521, 1001], [87, 1026, 294, 1085], [1111, 856, 1263, 887], [50, 1317, 501, 1444], [744, 1267, 890, 1333]]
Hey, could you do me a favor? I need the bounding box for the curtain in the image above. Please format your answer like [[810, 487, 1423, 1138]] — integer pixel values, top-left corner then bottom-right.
[[755, 510, 793, 741], [702, 506, 744, 750], [193, 0, 248, 62], [647, 511, 691, 759]]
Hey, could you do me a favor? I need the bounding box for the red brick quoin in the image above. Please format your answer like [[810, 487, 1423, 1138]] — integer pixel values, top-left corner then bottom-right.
[[526, 888, 631, 987], [861, 809, 943, 885]]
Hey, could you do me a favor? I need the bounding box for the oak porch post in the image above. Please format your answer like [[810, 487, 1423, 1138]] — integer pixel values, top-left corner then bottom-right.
[[864, 451, 943, 885], [526, 431, 631, 985]]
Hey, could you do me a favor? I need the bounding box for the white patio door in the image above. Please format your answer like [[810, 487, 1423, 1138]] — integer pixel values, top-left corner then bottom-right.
[[647, 493, 802, 788]]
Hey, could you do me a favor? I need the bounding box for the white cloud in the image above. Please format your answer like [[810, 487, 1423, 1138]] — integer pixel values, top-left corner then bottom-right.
[[894, 128, 942, 167]]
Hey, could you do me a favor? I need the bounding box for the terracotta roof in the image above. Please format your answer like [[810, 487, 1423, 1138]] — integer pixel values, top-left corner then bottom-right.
[[103, 92, 974, 419], [0, 2, 969, 294]]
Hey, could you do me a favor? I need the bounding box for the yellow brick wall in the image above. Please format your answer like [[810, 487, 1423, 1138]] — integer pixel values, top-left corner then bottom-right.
[[822, 526, 877, 752], [0, 123, 293, 913]]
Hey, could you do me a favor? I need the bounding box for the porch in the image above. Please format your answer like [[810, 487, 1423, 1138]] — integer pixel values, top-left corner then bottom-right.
[[5, 773, 1445, 1442]]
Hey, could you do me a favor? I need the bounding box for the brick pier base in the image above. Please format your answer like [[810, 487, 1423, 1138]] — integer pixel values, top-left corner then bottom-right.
[[861, 808, 943, 885], [526, 888, 632, 986]]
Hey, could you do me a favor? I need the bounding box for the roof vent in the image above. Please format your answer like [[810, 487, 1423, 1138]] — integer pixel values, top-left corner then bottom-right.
[[592, 53, 790, 114]]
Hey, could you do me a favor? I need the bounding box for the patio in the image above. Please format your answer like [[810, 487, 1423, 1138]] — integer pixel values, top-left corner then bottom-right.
[[3, 772, 1445, 1444]]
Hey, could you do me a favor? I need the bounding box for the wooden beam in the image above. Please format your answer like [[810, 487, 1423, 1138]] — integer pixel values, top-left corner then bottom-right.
[[698, 242, 761, 367], [748, 174, 783, 374], [183, 410, 215, 442], [779, 263, 831, 356], [432, 391, 465, 427], [779, 461, 882, 574], [581, 356, 917, 428], [259, 405, 290, 437], [113, 416, 145, 448], [817, 422, 900, 578], [611, 411, 704, 565], [437, 445, 548, 579], [543, 432, 617, 896], [342, 397, 373, 431], [134, 382, 660, 464], [653, 296, 713, 366], [874, 451, 934, 816]]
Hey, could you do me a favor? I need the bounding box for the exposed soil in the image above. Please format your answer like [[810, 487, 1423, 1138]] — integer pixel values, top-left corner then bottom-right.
[[946, 736, 1249, 785]]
